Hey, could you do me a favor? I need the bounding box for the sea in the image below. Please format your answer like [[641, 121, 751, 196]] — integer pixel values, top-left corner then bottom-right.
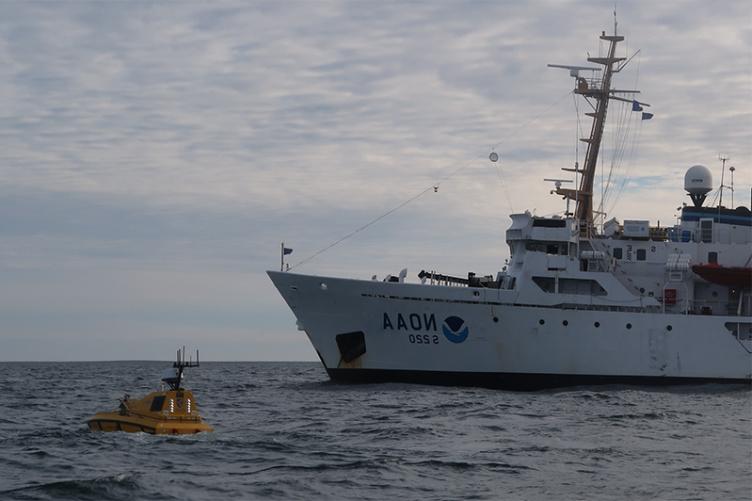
[[0, 362, 750, 501]]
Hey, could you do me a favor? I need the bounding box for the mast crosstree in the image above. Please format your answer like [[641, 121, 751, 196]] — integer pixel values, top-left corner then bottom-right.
[[549, 28, 646, 234]]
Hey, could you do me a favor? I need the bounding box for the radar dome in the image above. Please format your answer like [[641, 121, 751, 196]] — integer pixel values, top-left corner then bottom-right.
[[684, 165, 712, 207], [684, 165, 712, 194]]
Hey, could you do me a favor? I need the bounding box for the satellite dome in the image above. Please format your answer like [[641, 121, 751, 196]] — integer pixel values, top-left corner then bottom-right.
[[684, 165, 712, 195], [684, 165, 712, 207]]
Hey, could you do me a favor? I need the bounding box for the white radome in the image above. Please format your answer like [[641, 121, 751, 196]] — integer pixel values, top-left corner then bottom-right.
[[684, 164, 713, 196]]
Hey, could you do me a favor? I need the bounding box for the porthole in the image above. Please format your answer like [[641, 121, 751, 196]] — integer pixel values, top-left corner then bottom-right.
[[626, 323, 632, 330], [639, 287, 645, 294], [320, 282, 328, 290], [594, 321, 600, 328], [563, 320, 569, 326], [666, 325, 673, 331], [539, 319, 545, 325], [493, 317, 499, 323], [473, 291, 480, 297]]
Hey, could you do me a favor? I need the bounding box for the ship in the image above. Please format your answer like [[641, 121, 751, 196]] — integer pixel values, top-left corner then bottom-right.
[[268, 24, 752, 390]]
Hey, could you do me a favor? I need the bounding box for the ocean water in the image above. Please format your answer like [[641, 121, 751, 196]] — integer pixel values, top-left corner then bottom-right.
[[0, 362, 750, 501]]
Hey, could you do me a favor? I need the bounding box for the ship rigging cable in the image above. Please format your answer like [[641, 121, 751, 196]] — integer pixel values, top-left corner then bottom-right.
[[597, 100, 633, 220], [288, 90, 575, 270], [572, 91, 583, 215], [601, 53, 644, 217], [608, 118, 644, 215]]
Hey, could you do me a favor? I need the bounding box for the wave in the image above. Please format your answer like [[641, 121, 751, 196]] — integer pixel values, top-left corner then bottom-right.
[[405, 458, 537, 473], [0, 473, 172, 501]]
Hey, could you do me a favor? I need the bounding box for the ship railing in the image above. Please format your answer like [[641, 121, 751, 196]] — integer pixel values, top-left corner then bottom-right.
[[725, 321, 752, 341], [649, 226, 669, 241], [680, 298, 749, 317], [574, 77, 603, 94], [557, 302, 661, 314], [418, 270, 469, 287], [418, 270, 502, 289]]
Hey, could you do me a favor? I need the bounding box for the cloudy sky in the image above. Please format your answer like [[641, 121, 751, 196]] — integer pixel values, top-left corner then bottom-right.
[[1, 1, 750, 361]]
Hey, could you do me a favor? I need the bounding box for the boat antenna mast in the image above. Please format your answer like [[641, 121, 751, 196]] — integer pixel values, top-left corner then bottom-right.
[[169, 346, 200, 391], [548, 23, 647, 236]]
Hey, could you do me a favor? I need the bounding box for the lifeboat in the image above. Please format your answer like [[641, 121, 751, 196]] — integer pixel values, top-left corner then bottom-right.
[[692, 263, 752, 289], [88, 348, 213, 435]]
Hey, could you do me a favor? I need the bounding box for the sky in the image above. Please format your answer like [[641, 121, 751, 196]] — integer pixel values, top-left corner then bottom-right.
[[1, 1, 750, 361]]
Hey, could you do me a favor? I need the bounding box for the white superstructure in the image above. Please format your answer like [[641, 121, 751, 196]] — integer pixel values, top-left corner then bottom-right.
[[268, 25, 751, 389]]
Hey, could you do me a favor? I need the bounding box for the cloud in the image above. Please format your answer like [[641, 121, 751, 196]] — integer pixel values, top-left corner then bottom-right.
[[0, 0, 750, 360]]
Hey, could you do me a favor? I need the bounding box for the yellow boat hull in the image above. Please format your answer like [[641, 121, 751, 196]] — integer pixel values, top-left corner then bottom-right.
[[88, 389, 213, 435], [88, 412, 213, 434]]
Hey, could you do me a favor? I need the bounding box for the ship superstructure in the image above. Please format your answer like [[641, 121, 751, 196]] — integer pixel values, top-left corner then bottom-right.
[[268, 26, 751, 389]]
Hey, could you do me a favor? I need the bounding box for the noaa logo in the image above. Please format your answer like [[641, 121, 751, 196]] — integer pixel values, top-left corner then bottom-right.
[[441, 316, 469, 344]]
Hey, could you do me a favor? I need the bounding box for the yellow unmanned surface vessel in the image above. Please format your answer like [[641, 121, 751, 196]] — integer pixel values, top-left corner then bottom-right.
[[88, 348, 213, 435]]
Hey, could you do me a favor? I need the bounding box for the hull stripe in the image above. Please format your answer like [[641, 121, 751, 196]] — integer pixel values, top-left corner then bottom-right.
[[326, 368, 750, 391]]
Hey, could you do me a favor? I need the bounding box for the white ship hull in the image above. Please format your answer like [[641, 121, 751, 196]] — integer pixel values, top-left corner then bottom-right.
[[269, 271, 752, 389]]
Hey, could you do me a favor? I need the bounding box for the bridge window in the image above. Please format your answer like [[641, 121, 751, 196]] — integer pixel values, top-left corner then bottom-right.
[[700, 219, 713, 243], [613, 247, 623, 259], [532, 277, 607, 296], [636, 249, 646, 261], [708, 251, 718, 264], [525, 241, 568, 255], [532, 218, 566, 228]]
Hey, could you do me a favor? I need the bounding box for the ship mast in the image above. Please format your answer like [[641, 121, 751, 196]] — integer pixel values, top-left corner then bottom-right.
[[549, 25, 645, 236]]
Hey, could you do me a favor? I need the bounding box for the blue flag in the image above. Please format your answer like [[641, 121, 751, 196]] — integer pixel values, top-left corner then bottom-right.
[[283, 247, 293, 255], [632, 100, 643, 112], [641, 112, 653, 120]]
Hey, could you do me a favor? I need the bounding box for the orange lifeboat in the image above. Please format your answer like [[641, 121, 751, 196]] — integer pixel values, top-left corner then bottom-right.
[[692, 264, 752, 288]]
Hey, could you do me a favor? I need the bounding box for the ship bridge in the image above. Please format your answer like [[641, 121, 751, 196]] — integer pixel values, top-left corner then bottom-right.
[[506, 212, 578, 242], [506, 212, 579, 268]]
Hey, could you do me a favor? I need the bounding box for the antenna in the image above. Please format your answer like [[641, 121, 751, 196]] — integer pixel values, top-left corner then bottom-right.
[[544, 178, 573, 190], [166, 346, 201, 391], [719, 154, 729, 207], [544, 178, 574, 215], [729, 166, 735, 207], [547, 64, 601, 79]]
